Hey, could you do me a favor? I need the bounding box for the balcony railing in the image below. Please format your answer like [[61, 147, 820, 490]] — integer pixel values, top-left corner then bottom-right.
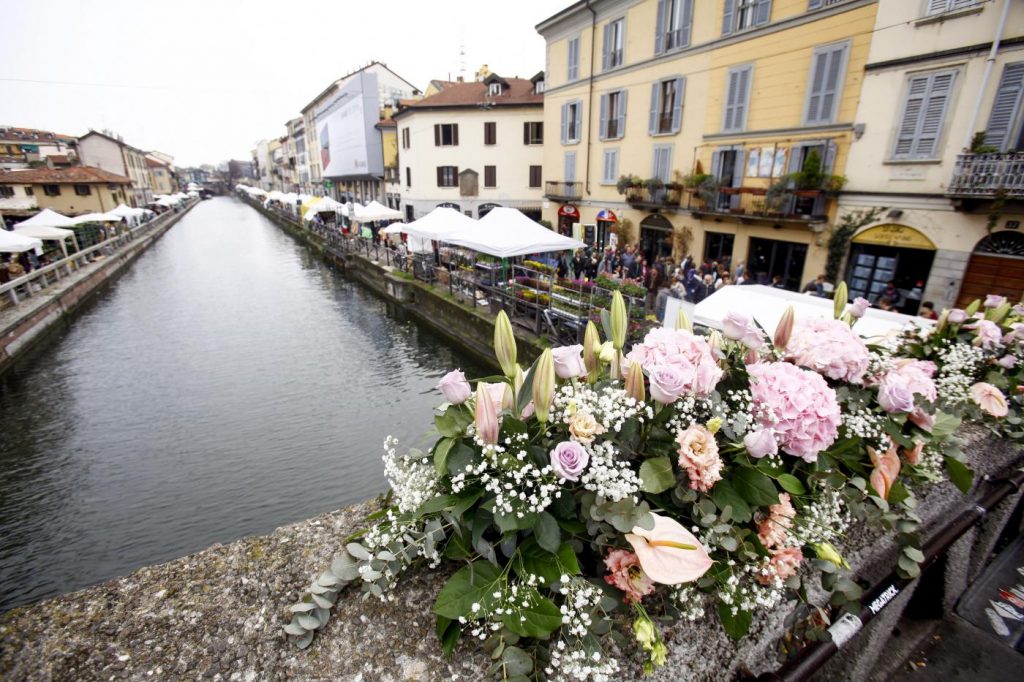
[[623, 186, 683, 211], [683, 186, 830, 224], [544, 181, 582, 201], [948, 152, 1024, 198]]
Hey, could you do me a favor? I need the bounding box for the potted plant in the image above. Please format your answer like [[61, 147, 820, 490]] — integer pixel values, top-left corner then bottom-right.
[[696, 176, 721, 210], [616, 175, 643, 201]]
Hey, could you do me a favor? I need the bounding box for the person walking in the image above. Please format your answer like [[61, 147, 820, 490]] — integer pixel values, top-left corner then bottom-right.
[[644, 261, 662, 315]]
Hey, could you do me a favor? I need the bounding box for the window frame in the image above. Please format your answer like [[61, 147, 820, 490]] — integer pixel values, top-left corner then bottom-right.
[[564, 151, 577, 183], [652, 145, 674, 183], [524, 121, 544, 145], [74, 184, 92, 196], [602, 17, 626, 72], [405, 167, 411, 187], [801, 40, 851, 126], [401, 128, 410, 149], [436, 165, 459, 187], [722, 0, 771, 36], [656, 0, 694, 54], [0, 186, 13, 198], [650, 76, 686, 136], [924, 0, 981, 17], [561, 100, 583, 145], [599, 89, 628, 141], [43, 184, 61, 196], [529, 165, 543, 188], [567, 36, 580, 82], [484, 121, 497, 146]]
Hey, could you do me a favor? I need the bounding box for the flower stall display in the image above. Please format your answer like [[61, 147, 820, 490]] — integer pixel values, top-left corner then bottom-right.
[[283, 289, 1024, 680]]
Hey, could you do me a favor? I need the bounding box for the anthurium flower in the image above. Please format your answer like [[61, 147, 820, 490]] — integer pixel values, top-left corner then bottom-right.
[[625, 513, 712, 585], [868, 439, 901, 500]]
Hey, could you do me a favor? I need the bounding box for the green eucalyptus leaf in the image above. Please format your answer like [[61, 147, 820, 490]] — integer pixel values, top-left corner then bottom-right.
[[434, 437, 456, 476], [944, 456, 973, 493], [501, 589, 562, 638], [639, 456, 676, 493], [502, 646, 534, 676], [718, 601, 752, 640]]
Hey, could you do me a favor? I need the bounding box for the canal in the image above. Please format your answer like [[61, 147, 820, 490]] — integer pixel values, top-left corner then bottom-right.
[[0, 197, 483, 611]]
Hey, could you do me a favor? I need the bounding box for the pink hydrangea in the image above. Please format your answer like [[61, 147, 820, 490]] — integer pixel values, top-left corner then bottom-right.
[[603, 549, 655, 603], [784, 317, 870, 384], [748, 362, 842, 462], [625, 327, 723, 396]]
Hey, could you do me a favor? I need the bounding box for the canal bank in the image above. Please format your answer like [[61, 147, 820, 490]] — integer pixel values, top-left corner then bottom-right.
[[0, 203, 196, 377], [0, 425, 1020, 681], [241, 196, 547, 370]]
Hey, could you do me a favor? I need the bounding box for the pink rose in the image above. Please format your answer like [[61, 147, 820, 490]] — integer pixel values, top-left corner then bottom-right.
[[999, 355, 1018, 369], [676, 424, 722, 492], [1014, 304, 1024, 317], [849, 297, 870, 319], [604, 549, 655, 603], [744, 428, 778, 459], [437, 369, 472, 404], [550, 440, 589, 481], [649, 364, 691, 404], [985, 294, 1007, 308], [722, 311, 763, 350], [891, 359, 938, 402], [969, 319, 1003, 349], [970, 382, 1009, 417], [693, 359, 723, 394], [948, 309, 967, 324], [551, 344, 586, 379], [877, 374, 915, 414]]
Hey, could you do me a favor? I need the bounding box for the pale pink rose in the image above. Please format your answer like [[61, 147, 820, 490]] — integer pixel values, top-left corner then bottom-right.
[[551, 344, 587, 379], [625, 513, 713, 585], [784, 317, 870, 384], [604, 549, 655, 603], [1014, 304, 1024, 317], [550, 440, 589, 481], [877, 373, 916, 414], [722, 311, 753, 342], [948, 309, 968, 324], [676, 424, 723, 492], [889, 359, 938, 403], [999, 355, 1017, 369], [649, 364, 692, 404], [625, 328, 722, 396], [568, 412, 605, 444], [985, 294, 1007, 308], [693, 359, 723, 394], [744, 428, 778, 459], [747, 362, 842, 462], [849, 297, 870, 319], [437, 369, 471, 404], [969, 319, 1003, 349], [908, 408, 935, 433], [970, 381, 1009, 417], [757, 493, 796, 549], [757, 547, 804, 585]]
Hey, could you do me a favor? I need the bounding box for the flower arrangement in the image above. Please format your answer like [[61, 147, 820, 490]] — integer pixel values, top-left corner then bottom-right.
[[284, 289, 1024, 679]]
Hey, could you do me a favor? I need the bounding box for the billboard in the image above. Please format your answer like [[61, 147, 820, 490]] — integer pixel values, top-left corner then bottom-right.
[[314, 72, 381, 179]]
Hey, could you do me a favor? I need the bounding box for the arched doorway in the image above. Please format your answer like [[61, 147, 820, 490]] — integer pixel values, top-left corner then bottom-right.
[[957, 231, 1024, 307], [639, 214, 674, 264], [478, 203, 501, 218], [847, 224, 935, 315]]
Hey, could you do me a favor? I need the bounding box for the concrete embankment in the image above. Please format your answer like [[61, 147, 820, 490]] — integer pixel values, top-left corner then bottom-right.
[[0, 203, 195, 376], [0, 426, 1020, 681]]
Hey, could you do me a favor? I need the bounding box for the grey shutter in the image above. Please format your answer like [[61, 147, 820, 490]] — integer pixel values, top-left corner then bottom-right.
[[808, 0, 823, 8], [655, 0, 666, 54], [679, 0, 693, 48], [926, 0, 948, 14], [806, 51, 828, 123], [711, 150, 723, 179], [616, 89, 628, 138], [564, 152, 576, 183], [453, 125, 459, 146], [915, 72, 954, 157], [984, 62, 1024, 151], [724, 71, 738, 130], [736, 68, 751, 130], [649, 83, 660, 134], [601, 23, 611, 71], [560, 103, 568, 144], [523, 122, 529, 145], [806, 44, 845, 124], [671, 77, 685, 133], [754, 0, 772, 26], [824, 140, 837, 173], [434, 124, 440, 146], [599, 94, 609, 140], [787, 143, 804, 174], [894, 76, 928, 157], [722, 0, 736, 35]]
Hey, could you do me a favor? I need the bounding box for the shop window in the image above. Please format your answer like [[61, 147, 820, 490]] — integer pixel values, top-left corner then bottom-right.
[[640, 214, 674, 264], [704, 232, 735, 262], [747, 237, 807, 290]]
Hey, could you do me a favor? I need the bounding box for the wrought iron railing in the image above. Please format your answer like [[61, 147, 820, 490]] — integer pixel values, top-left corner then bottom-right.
[[544, 181, 582, 201], [948, 152, 1024, 197]]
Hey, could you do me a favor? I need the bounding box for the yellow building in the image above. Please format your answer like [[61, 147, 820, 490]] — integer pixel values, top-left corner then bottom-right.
[[537, 0, 878, 291], [0, 166, 133, 215]]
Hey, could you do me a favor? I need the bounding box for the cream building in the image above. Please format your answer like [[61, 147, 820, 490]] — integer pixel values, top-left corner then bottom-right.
[[839, 0, 1024, 311], [393, 73, 546, 221], [77, 130, 153, 207], [0, 166, 133, 215]]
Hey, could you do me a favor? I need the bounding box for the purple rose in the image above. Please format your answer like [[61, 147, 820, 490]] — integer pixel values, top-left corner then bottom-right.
[[744, 428, 778, 459], [877, 374, 915, 414], [648, 364, 691, 404], [985, 294, 1007, 308], [551, 344, 587, 379], [850, 297, 870, 319], [999, 355, 1017, 369], [437, 370, 471, 404], [948, 309, 967, 324], [550, 441, 589, 481]]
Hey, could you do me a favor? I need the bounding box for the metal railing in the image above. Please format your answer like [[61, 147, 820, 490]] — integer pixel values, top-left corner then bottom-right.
[[624, 186, 684, 210], [683, 186, 829, 223], [544, 181, 583, 201], [947, 152, 1024, 197]]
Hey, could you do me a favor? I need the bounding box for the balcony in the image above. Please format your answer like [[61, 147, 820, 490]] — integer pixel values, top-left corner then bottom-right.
[[684, 186, 831, 227], [947, 152, 1024, 199], [623, 186, 683, 212], [544, 181, 582, 202]]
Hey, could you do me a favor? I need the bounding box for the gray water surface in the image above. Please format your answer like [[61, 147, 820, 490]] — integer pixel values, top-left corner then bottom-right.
[[0, 197, 481, 611]]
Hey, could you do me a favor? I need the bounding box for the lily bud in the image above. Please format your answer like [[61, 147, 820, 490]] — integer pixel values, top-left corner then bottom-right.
[[813, 542, 850, 569], [598, 340, 616, 364], [675, 308, 692, 332], [611, 291, 627, 350], [532, 349, 555, 423], [625, 361, 646, 402], [474, 384, 499, 444], [494, 310, 517, 379], [833, 282, 848, 320], [583, 321, 601, 380], [707, 330, 723, 358], [990, 301, 1012, 325], [964, 299, 980, 317], [773, 305, 795, 352], [935, 309, 949, 333]]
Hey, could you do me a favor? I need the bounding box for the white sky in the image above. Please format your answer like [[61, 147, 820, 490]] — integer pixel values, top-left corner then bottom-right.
[[0, 0, 556, 166]]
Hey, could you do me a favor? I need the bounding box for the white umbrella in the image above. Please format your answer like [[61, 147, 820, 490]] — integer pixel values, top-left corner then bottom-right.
[[0, 229, 43, 254], [15, 208, 77, 228], [443, 207, 585, 257]]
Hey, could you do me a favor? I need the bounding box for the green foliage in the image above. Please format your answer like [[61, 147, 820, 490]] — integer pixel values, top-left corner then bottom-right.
[[824, 207, 885, 284]]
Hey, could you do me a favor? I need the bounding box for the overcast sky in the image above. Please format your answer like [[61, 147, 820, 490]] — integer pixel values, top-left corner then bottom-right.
[[0, 0, 554, 166]]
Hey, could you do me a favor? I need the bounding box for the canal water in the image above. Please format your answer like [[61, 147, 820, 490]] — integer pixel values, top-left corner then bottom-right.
[[0, 197, 483, 611]]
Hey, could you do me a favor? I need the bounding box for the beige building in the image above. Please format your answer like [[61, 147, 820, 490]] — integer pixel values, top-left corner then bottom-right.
[[840, 0, 1024, 311], [146, 155, 177, 195], [376, 118, 402, 210], [393, 73, 546, 221], [77, 130, 153, 207], [0, 166, 133, 215]]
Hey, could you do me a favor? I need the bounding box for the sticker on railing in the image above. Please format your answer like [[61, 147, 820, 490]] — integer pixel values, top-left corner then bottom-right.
[[827, 612, 863, 649]]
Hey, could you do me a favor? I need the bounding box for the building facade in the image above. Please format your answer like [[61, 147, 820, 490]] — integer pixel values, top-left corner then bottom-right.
[[146, 155, 177, 195], [394, 73, 546, 221], [0, 126, 77, 170], [77, 130, 153, 207], [0, 166, 133, 215], [840, 0, 1024, 312], [537, 0, 879, 291], [287, 117, 309, 194]]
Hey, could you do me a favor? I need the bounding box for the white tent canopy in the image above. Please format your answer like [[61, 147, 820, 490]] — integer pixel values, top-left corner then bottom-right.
[[401, 207, 477, 243], [0, 229, 43, 254], [14, 224, 74, 240], [15, 208, 77, 228], [443, 207, 585, 258], [355, 200, 403, 222], [691, 284, 933, 342], [302, 196, 346, 221], [69, 212, 125, 225]]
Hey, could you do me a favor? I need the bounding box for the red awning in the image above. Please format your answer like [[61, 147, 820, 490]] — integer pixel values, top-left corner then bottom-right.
[[596, 209, 617, 222], [558, 205, 579, 217]]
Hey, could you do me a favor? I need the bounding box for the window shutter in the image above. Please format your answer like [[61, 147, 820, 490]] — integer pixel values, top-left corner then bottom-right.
[[735, 67, 750, 130], [724, 71, 738, 130], [926, 0, 948, 15], [649, 83, 660, 134], [808, 0, 823, 9], [602, 23, 611, 71], [436, 166, 443, 186], [806, 44, 845, 124], [434, 124, 440, 146], [731, 149, 744, 188], [453, 125, 459, 146], [787, 144, 804, 174], [914, 73, 953, 157], [679, 0, 693, 48], [711, 150, 723, 179], [754, 0, 772, 26], [655, 0, 666, 54], [564, 152, 576, 183], [523, 122, 529, 145], [616, 89, 628, 137], [894, 76, 928, 157], [984, 62, 1024, 151], [824, 140, 838, 173], [599, 93, 609, 140], [671, 77, 685, 133], [722, 0, 736, 35], [560, 103, 568, 144]]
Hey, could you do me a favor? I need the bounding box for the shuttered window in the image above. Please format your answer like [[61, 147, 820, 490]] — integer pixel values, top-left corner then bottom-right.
[[655, 0, 693, 54], [602, 148, 619, 184], [601, 18, 625, 71], [808, 0, 850, 8], [523, 122, 544, 145], [925, 0, 980, 16], [722, 0, 771, 36], [436, 166, 458, 187], [484, 122, 496, 145], [484, 165, 496, 188], [567, 37, 580, 82], [405, 167, 411, 187], [434, 124, 458, 146], [892, 70, 956, 159], [564, 152, 577, 183], [599, 89, 628, 140], [649, 77, 685, 135], [983, 62, 1024, 152], [561, 101, 582, 144], [804, 42, 848, 125], [529, 165, 542, 188], [652, 145, 673, 183], [722, 65, 752, 132]]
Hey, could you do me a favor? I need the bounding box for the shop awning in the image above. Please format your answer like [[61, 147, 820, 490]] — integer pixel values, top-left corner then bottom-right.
[[69, 212, 125, 224], [596, 209, 617, 221], [443, 207, 585, 257]]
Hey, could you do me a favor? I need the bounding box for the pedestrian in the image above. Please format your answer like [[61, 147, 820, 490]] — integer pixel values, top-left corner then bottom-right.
[[771, 274, 786, 289], [802, 274, 826, 297], [919, 301, 939, 320], [572, 249, 588, 280], [644, 261, 662, 315], [7, 255, 25, 279], [734, 259, 745, 282], [586, 253, 599, 280], [878, 296, 894, 312]]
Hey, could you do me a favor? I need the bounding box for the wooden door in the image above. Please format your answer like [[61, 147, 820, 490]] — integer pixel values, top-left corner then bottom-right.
[[956, 253, 1024, 307]]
